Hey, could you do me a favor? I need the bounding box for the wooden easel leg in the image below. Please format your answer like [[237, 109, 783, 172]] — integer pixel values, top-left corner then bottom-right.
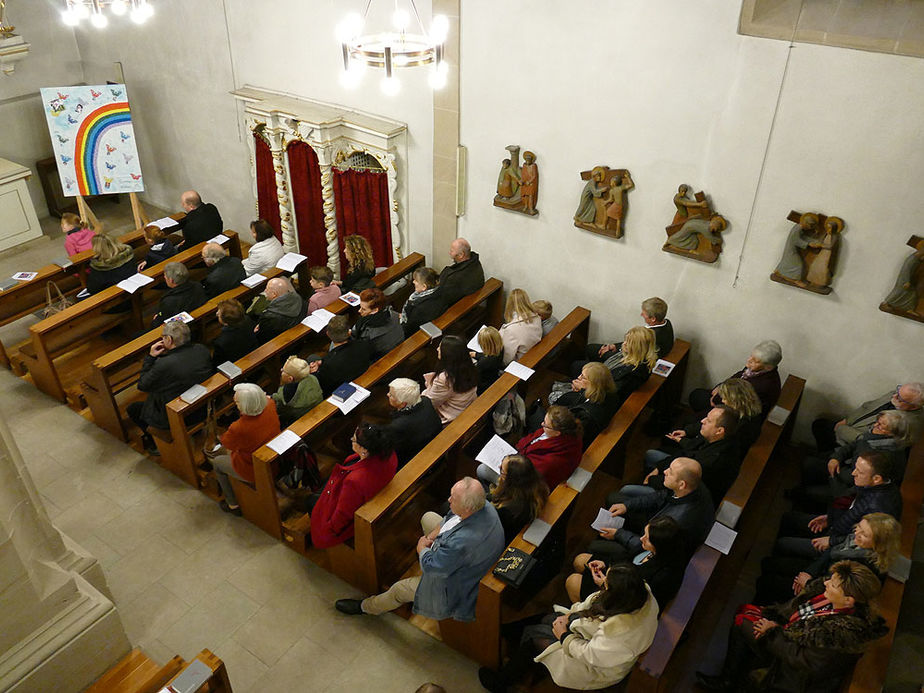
[[75, 195, 101, 231], [129, 192, 150, 229]]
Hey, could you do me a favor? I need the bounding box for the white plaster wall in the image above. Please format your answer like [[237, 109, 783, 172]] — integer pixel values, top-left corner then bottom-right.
[[0, 1, 85, 217], [458, 1, 924, 440]]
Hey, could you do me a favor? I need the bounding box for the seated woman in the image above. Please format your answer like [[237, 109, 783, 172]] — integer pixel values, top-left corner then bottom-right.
[[696, 560, 888, 693], [479, 564, 659, 692], [242, 219, 285, 276], [400, 267, 446, 337], [211, 299, 258, 367], [754, 512, 901, 605], [136, 224, 177, 271], [270, 356, 323, 427], [689, 339, 783, 418], [351, 287, 404, 359], [498, 288, 543, 365], [86, 233, 137, 295], [601, 325, 657, 404], [336, 234, 377, 293], [551, 362, 619, 446], [61, 212, 96, 257], [471, 326, 505, 394], [210, 383, 281, 516], [568, 515, 686, 612], [422, 335, 479, 424], [488, 454, 549, 544], [309, 424, 397, 549]]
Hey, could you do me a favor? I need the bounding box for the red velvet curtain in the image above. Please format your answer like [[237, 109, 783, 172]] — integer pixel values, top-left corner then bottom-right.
[[286, 141, 327, 264], [254, 133, 281, 239], [332, 167, 393, 270]]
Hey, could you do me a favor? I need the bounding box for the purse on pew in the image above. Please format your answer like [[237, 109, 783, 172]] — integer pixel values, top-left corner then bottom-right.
[[492, 546, 537, 588], [202, 401, 225, 461], [42, 281, 73, 318], [276, 443, 323, 497]]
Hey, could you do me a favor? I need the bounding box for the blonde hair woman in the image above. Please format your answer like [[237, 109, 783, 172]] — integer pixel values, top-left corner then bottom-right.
[[472, 325, 505, 394], [713, 377, 763, 450], [86, 233, 136, 295], [593, 326, 657, 406], [338, 234, 377, 293], [499, 288, 543, 365], [550, 362, 618, 446]]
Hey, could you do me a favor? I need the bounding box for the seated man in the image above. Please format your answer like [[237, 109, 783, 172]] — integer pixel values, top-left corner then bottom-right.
[[586, 297, 675, 365], [383, 378, 443, 466], [126, 321, 213, 454], [436, 238, 484, 306], [174, 190, 223, 247], [812, 381, 923, 452], [309, 315, 373, 396], [151, 262, 207, 327], [586, 457, 714, 563], [306, 265, 342, 313], [201, 242, 245, 298], [334, 477, 505, 621], [253, 277, 307, 343]]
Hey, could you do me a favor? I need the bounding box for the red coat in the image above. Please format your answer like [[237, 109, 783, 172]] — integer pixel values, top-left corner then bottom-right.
[[516, 428, 582, 490], [310, 451, 397, 549], [220, 399, 281, 484]]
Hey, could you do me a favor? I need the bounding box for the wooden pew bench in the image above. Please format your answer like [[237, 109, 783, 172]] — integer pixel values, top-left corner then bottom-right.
[[156, 253, 425, 488], [625, 373, 806, 692], [0, 212, 185, 369], [439, 339, 692, 669], [10, 233, 242, 404]]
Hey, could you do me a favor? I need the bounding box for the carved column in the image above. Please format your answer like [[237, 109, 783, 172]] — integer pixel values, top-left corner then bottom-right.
[[266, 130, 295, 252], [317, 148, 341, 278]]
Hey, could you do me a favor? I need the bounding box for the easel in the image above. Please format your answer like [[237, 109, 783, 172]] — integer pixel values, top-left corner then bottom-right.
[[75, 191, 150, 232]]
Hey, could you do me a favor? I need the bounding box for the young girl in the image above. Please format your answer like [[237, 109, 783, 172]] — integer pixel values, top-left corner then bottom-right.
[[137, 224, 178, 271], [61, 213, 96, 257]]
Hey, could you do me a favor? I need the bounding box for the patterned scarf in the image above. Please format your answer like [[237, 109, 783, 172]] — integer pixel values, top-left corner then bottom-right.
[[786, 593, 854, 627]]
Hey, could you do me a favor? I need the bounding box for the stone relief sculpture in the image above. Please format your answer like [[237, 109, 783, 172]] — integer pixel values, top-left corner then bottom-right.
[[662, 185, 727, 263], [770, 210, 844, 295], [880, 235, 924, 323], [493, 145, 539, 216], [573, 166, 633, 239]]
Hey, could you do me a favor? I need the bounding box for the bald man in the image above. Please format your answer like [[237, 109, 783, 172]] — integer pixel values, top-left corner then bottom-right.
[[174, 189, 223, 247], [254, 277, 307, 343], [201, 242, 245, 298], [435, 237, 484, 305]]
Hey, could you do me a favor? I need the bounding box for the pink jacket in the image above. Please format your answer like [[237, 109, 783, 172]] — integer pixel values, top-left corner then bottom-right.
[[422, 371, 477, 424], [307, 283, 342, 313], [65, 227, 96, 257]]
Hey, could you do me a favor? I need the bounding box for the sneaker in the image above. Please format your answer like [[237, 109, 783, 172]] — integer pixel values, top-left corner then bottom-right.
[[334, 599, 364, 615]]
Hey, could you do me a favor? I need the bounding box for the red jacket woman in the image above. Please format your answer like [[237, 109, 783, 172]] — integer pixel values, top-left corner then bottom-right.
[[516, 405, 583, 489], [310, 424, 397, 549]]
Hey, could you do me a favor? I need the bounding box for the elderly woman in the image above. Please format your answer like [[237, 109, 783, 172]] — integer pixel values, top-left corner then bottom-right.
[[352, 287, 404, 359], [271, 356, 323, 426], [401, 267, 447, 337], [696, 561, 888, 692], [498, 288, 543, 365], [242, 219, 285, 276], [550, 362, 620, 447], [382, 377, 442, 466], [472, 326, 505, 394], [423, 336, 479, 424], [479, 563, 658, 692], [211, 383, 281, 515], [86, 233, 137, 295], [488, 454, 549, 544], [689, 339, 783, 418]]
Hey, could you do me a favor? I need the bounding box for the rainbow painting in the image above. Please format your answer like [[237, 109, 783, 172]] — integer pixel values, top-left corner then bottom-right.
[[40, 84, 143, 197]]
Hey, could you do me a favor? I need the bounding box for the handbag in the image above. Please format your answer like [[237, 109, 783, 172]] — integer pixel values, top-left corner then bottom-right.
[[202, 400, 223, 460], [42, 280, 73, 318], [492, 546, 537, 588]]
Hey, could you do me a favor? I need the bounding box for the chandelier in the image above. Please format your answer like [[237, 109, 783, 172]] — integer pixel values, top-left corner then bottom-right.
[[337, 0, 449, 95], [61, 0, 154, 28]]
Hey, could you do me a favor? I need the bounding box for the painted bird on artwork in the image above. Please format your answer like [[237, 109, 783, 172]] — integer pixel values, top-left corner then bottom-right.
[[106, 144, 117, 154], [91, 89, 102, 99], [110, 88, 123, 98], [56, 134, 69, 143], [120, 131, 131, 141], [105, 162, 116, 170], [104, 177, 113, 189], [67, 114, 78, 124], [57, 91, 69, 100], [64, 178, 74, 190], [130, 173, 142, 180], [123, 154, 134, 164], [61, 155, 72, 164]]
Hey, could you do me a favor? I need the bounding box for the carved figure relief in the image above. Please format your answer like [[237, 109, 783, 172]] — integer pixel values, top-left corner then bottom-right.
[[770, 210, 844, 295], [493, 145, 539, 216], [879, 235, 924, 323], [662, 184, 727, 263], [573, 166, 633, 239]]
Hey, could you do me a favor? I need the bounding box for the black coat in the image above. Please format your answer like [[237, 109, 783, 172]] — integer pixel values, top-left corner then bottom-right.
[[650, 319, 675, 359], [256, 292, 307, 343], [621, 485, 715, 557], [203, 255, 246, 299], [137, 342, 214, 430], [351, 309, 403, 359], [151, 281, 208, 327], [211, 318, 258, 366], [401, 290, 447, 337], [474, 353, 504, 394], [176, 203, 223, 246], [556, 390, 621, 446], [341, 268, 376, 293], [384, 398, 443, 466], [143, 239, 178, 267], [677, 434, 742, 502], [827, 482, 902, 544], [436, 252, 484, 306], [315, 339, 373, 396], [86, 258, 136, 295]]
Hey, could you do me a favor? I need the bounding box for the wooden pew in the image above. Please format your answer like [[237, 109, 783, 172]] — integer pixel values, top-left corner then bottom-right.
[[10, 232, 242, 404], [0, 212, 185, 369], [157, 253, 425, 488], [82, 259, 307, 441], [625, 373, 806, 692], [439, 339, 692, 669], [241, 278, 506, 543]]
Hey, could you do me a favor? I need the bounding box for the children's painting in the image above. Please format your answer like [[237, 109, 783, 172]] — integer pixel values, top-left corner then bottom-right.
[[40, 84, 143, 197]]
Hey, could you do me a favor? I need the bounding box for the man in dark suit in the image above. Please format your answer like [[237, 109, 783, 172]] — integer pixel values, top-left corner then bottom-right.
[[436, 238, 484, 306], [150, 262, 207, 328], [201, 242, 246, 298], [383, 377, 443, 466], [253, 277, 307, 343], [309, 315, 372, 396], [175, 190, 223, 247]]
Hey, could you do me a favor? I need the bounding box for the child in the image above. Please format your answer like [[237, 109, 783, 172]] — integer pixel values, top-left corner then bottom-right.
[[533, 300, 559, 336], [61, 213, 96, 257], [137, 224, 178, 271], [306, 265, 342, 313]]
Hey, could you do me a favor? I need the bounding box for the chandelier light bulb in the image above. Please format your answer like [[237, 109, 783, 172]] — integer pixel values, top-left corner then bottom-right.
[[336, 12, 364, 42], [111, 0, 128, 16], [392, 8, 409, 31], [380, 75, 400, 96], [61, 9, 80, 25], [430, 14, 449, 43], [90, 11, 108, 28], [74, 3, 91, 19]]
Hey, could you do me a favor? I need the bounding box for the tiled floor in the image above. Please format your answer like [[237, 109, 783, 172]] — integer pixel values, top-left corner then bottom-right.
[[0, 208, 482, 692]]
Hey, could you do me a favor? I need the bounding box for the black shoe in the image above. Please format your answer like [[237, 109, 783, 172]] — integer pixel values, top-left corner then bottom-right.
[[694, 670, 732, 691], [335, 599, 364, 615], [219, 500, 242, 516], [140, 434, 160, 456], [477, 667, 507, 692]]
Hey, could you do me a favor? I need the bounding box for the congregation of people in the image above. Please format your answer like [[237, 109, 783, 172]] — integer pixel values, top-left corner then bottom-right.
[[59, 190, 922, 692]]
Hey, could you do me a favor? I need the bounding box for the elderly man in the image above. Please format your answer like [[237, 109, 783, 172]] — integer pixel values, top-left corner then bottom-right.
[[174, 190, 223, 247], [383, 377, 443, 466], [436, 238, 484, 306], [126, 321, 213, 454], [335, 477, 505, 620], [253, 277, 307, 343], [689, 340, 783, 418], [812, 381, 923, 452], [308, 316, 372, 396], [590, 297, 675, 362], [151, 262, 207, 327], [201, 242, 245, 298]]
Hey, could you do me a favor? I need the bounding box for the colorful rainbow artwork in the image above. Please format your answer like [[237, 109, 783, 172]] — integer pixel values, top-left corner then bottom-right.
[[74, 101, 132, 195]]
